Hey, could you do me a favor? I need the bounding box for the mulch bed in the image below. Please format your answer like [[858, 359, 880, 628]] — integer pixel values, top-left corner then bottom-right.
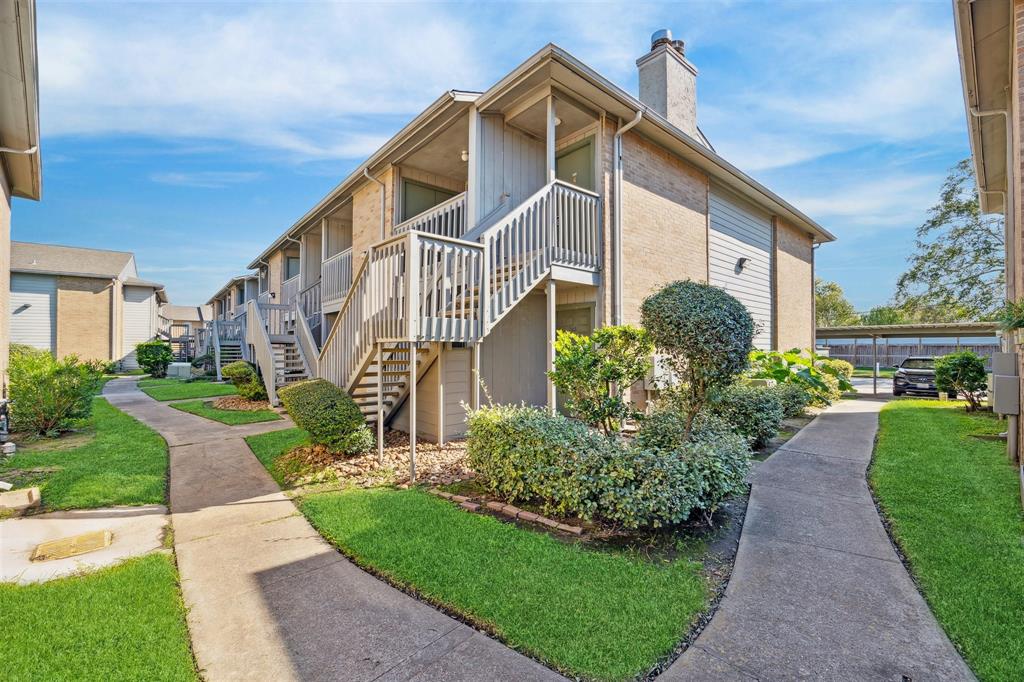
[[212, 396, 273, 411]]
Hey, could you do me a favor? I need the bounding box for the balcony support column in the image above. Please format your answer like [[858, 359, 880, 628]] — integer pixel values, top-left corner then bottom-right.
[[546, 278, 557, 415], [546, 95, 557, 183]]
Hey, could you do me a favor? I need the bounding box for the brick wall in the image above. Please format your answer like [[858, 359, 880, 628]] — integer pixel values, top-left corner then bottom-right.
[[0, 168, 9, 387], [774, 217, 814, 349], [352, 166, 395, 268], [56, 276, 113, 361], [619, 130, 709, 324]]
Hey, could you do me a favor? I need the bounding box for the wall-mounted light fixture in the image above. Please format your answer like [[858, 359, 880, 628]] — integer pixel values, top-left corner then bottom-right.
[[460, 150, 469, 162], [735, 257, 750, 274]]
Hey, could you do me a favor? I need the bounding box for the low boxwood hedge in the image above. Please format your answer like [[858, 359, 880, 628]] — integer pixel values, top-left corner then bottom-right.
[[278, 379, 373, 455]]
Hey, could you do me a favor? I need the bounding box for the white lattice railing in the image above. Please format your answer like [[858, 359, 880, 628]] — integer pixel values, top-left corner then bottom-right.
[[393, 191, 467, 239], [322, 248, 353, 304]]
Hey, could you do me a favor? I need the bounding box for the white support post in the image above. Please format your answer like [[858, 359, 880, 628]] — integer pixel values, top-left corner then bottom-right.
[[546, 95, 557, 183], [546, 278, 556, 415], [376, 342, 384, 464], [472, 342, 482, 410], [466, 106, 481, 229], [437, 345, 445, 446], [409, 342, 418, 482], [872, 335, 878, 396]]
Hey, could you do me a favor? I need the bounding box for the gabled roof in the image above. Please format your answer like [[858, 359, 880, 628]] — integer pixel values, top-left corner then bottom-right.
[[0, 0, 42, 200], [160, 303, 209, 322], [11, 241, 136, 279], [247, 42, 834, 269]]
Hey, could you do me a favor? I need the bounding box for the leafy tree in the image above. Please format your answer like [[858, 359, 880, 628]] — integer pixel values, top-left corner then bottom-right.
[[548, 325, 653, 434], [815, 279, 859, 327], [895, 159, 1005, 320], [860, 305, 910, 326], [640, 280, 754, 438], [135, 340, 173, 378], [934, 351, 987, 412]]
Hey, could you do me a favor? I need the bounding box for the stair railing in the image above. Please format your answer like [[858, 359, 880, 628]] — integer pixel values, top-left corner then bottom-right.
[[293, 298, 319, 378], [212, 320, 223, 380], [246, 300, 280, 405]]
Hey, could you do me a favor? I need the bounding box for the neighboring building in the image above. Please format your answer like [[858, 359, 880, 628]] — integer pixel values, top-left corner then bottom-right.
[[0, 0, 42, 391], [159, 303, 212, 331], [954, 0, 1024, 468], [226, 31, 834, 443], [158, 303, 212, 363], [9, 241, 166, 369], [206, 274, 258, 321]]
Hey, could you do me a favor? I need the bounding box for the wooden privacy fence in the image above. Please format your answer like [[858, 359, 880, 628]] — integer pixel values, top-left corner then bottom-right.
[[823, 341, 999, 369]]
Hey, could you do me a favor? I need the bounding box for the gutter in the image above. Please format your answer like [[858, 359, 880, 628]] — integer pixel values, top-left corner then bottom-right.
[[612, 111, 643, 325], [969, 106, 1015, 301]]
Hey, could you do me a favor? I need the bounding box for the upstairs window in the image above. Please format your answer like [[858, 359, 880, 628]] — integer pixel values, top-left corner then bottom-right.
[[402, 179, 457, 222], [285, 256, 300, 280]]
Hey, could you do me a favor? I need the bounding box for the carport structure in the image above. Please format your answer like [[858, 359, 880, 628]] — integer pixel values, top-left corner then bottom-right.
[[817, 321, 1001, 394]]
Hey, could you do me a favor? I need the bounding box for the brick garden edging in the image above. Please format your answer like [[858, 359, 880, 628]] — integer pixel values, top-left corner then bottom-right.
[[428, 488, 584, 536]]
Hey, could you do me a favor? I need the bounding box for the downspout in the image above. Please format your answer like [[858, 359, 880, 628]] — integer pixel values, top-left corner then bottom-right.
[[0, 145, 37, 155], [612, 111, 643, 325], [363, 167, 387, 241], [969, 106, 1017, 461]]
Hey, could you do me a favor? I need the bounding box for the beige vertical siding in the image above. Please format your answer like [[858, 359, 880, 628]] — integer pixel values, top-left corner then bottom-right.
[[477, 115, 545, 222], [480, 291, 547, 407], [10, 272, 55, 351], [391, 346, 473, 441]]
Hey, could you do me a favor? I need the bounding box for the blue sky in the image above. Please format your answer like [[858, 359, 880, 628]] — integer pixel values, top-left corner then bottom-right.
[[11, 0, 969, 309]]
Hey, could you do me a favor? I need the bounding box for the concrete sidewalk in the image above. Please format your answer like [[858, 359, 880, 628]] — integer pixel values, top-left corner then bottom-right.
[[103, 378, 561, 682], [660, 398, 974, 681]]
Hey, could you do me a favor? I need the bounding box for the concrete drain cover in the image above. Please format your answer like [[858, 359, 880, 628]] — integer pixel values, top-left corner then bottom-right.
[[31, 530, 113, 562]]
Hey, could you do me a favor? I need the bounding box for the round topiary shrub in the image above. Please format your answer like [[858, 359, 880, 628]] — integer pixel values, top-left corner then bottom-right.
[[640, 280, 755, 435], [221, 361, 268, 401], [135, 340, 173, 378], [277, 379, 373, 455]]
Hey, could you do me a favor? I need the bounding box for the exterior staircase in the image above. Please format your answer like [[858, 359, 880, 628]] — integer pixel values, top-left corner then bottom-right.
[[272, 340, 310, 388], [351, 344, 438, 423]]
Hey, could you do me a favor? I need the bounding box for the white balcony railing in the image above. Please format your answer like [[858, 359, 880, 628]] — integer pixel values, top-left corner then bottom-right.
[[322, 248, 353, 304], [280, 275, 300, 306], [393, 191, 467, 239]]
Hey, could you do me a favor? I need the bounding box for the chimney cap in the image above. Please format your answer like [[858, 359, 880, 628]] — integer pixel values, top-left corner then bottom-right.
[[651, 29, 673, 49]]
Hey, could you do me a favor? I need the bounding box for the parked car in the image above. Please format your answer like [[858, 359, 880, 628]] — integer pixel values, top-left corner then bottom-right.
[[892, 356, 938, 397]]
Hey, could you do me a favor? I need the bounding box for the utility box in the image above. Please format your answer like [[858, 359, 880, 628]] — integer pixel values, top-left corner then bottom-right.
[[167, 362, 193, 379], [993, 352, 1019, 377], [994, 374, 1021, 416]]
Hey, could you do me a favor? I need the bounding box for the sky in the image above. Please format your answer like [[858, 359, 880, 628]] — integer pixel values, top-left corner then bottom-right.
[[10, 0, 970, 310]]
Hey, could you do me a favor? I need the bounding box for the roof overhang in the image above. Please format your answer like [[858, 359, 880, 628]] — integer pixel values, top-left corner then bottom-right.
[[206, 273, 258, 304], [246, 90, 479, 268], [475, 44, 835, 243], [817, 321, 1000, 339], [0, 0, 41, 200], [954, 0, 1012, 214]]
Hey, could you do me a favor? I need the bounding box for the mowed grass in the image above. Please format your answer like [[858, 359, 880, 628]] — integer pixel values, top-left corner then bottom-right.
[[301, 488, 708, 681], [0, 554, 197, 681], [172, 399, 281, 425], [138, 378, 236, 401], [0, 398, 167, 510], [871, 400, 1024, 680], [245, 427, 312, 487]]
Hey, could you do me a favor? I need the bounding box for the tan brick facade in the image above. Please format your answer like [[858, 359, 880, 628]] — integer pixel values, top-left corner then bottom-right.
[[773, 218, 815, 350], [0, 168, 10, 387], [618, 130, 709, 324], [56, 276, 113, 361], [352, 166, 395, 270]]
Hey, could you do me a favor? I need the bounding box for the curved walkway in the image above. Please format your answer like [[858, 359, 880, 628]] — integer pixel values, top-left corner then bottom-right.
[[103, 378, 560, 682], [660, 398, 974, 681]]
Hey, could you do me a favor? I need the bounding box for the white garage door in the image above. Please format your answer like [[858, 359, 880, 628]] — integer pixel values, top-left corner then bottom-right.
[[10, 273, 56, 352], [122, 286, 155, 369], [709, 186, 773, 349]]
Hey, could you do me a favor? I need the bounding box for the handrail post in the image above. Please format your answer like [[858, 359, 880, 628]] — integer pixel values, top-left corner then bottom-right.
[[212, 320, 222, 381], [480, 238, 490, 335], [407, 232, 420, 342]]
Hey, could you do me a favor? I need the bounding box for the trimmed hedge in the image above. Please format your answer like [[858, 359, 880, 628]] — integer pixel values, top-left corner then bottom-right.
[[770, 382, 812, 419], [135, 340, 173, 378], [221, 361, 267, 401], [277, 379, 373, 455], [709, 383, 784, 449], [466, 405, 750, 528]]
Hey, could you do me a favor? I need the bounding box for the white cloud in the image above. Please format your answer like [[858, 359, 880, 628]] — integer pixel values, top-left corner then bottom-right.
[[150, 171, 262, 188], [789, 174, 941, 233]]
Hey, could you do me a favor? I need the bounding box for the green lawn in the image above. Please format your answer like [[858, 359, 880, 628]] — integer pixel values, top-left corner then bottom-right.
[[871, 400, 1024, 680], [245, 427, 312, 486], [301, 489, 707, 680], [138, 378, 236, 401], [0, 398, 168, 510], [852, 366, 895, 378], [0, 554, 197, 681], [171, 399, 281, 425]]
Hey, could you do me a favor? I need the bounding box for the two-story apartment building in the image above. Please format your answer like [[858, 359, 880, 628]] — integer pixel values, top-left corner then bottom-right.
[[227, 32, 834, 451], [1, 0, 41, 390]]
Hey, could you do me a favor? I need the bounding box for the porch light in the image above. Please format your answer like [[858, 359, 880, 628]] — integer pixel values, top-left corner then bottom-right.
[[554, 116, 562, 126], [460, 150, 468, 162]]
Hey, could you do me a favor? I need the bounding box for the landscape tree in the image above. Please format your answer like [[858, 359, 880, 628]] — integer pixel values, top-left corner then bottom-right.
[[815, 279, 859, 327], [859, 305, 910, 326], [895, 159, 1005, 320]]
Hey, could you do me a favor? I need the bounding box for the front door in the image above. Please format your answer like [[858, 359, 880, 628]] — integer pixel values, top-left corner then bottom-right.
[[555, 139, 594, 191]]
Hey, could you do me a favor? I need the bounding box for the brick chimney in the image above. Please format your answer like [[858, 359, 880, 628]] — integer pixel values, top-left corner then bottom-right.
[[636, 29, 699, 140]]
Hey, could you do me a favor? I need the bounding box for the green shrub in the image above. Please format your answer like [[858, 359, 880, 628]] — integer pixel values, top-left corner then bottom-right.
[[8, 345, 104, 435], [135, 340, 173, 378], [640, 280, 754, 438], [466, 404, 750, 528], [221, 361, 268, 401], [822, 357, 854, 381], [548, 325, 653, 434], [935, 351, 988, 411], [277, 379, 373, 455], [101, 360, 119, 374], [769, 382, 812, 419], [708, 384, 784, 449], [747, 348, 853, 407]]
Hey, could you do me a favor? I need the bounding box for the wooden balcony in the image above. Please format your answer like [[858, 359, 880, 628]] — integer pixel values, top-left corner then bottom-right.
[[322, 248, 353, 306], [393, 191, 467, 239]]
